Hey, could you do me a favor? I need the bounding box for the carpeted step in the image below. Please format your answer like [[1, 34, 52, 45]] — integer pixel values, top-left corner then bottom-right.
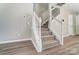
[[41, 31, 52, 36], [41, 28, 49, 31], [43, 40, 59, 50]]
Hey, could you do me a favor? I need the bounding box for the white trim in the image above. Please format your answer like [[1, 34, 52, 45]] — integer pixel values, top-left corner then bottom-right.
[[63, 33, 75, 38], [32, 29, 41, 52], [63, 34, 70, 37], [32, 12, 42, 52], [0, 38, 31, 44], [42, 19, 48, 26], [68, 14, 74, 36]]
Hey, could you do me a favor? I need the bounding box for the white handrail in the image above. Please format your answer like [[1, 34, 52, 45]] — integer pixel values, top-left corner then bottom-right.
[[52, 15, 62, 24], [34, 12, 42, 23]]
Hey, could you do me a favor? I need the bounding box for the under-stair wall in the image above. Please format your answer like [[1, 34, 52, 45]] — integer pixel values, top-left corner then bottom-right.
[[32, 12, 42, 52]]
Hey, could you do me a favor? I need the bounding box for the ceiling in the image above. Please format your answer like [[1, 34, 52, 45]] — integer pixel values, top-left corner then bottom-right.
[[62, 3, 79, 13]]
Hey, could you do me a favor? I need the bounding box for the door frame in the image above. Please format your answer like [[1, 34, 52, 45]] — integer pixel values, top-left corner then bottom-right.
[[76, 15, 79, 35], [68, 14, 74, 36]]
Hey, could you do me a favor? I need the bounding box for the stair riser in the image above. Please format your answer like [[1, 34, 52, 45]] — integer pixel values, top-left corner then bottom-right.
[[42, 36, 55, 41], [41, 28, 49, 31], [41, 31, 52, 36]]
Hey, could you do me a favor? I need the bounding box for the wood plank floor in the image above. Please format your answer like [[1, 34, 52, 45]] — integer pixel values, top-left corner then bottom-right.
[[0, 35, 79, 55]]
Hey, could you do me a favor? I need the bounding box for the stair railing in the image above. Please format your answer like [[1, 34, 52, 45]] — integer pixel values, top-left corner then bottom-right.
[[32, 11, 42, 52], [49, 4, 64, 45], [52, 15, 63, 45]]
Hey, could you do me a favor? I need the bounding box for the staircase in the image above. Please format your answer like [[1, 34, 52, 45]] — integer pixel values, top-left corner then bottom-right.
[[40, 5, 61, 50], [32, 3, 64, 52], [41, 21, 60, 50]]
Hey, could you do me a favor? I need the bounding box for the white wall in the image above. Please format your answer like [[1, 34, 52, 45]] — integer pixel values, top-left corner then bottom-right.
[[60, 7, 72, 36], [0, 3, 33, 42], [60, 7, 76, 37], [34, 3, 48, 17]]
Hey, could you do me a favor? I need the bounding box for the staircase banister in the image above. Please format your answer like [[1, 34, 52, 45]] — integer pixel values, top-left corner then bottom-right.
[[52, 15, 62, 24], [34, 11, 42, 23]]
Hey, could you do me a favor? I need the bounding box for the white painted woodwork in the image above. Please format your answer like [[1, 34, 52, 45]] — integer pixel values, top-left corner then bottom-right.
[[68, 14, 74, 35], [76, 15, 79, 35], [32, 12, 42, 52], [49, 4, 64, 45]]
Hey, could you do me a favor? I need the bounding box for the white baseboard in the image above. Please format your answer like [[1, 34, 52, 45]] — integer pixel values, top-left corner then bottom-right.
[[0, 38, 32, 44], [63, 34, 76, 37], [63, 34, 70, 37]]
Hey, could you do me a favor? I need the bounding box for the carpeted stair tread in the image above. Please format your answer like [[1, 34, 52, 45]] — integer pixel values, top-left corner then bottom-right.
[[42, 38, 59, 50]]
